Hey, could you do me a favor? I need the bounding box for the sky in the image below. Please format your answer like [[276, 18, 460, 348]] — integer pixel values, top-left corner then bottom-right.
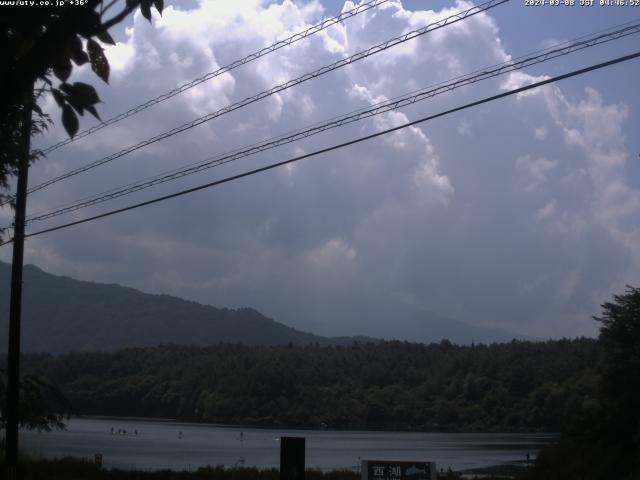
[[2, 0, 640, 341]]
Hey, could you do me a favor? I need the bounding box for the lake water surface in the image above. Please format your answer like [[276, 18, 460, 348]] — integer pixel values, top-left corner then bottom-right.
[[21, 417, 555, 472]]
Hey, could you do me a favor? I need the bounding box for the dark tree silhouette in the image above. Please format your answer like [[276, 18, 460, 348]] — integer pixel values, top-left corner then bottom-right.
[[528, 286, 640, 480], [0, 0, 163, 205], [593, 286, 640, 476], [0, 368, 72, 432], [0, 0, 164, 431]]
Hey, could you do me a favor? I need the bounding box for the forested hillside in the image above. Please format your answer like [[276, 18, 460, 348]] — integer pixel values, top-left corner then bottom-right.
[[0, 262, 509, 351], [0, 263, 334, 352], [17, 339, 600, 432]]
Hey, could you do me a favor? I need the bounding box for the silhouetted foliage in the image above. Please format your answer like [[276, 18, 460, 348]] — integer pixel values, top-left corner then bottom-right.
[[524, 286, 640, 480], [0, 368, 71, 432], [10, 457, 360, 480], [0, 0, 163, 209]]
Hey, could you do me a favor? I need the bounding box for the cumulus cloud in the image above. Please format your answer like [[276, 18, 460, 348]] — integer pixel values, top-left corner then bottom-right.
[[6, 0, 639, 341], [308, 238, 357, 266]]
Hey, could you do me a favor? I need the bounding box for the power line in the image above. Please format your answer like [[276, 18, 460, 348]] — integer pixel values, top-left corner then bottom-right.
[[17, 0, 508, 202], [23, 21, 640, 224], [38, 0, 391, 156], [9, 50, 637, 244], [25, 18, 640, 222]]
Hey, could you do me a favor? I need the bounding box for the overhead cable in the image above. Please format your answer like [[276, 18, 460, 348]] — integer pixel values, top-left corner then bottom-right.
[[39, 0, 391, 155], [24, 21, 640, 223], [19, 0, 508, 201], [8, 50, 637, 244]]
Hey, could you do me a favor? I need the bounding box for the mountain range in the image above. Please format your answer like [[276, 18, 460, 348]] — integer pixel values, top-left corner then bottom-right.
[[0, 261, 526, 353]]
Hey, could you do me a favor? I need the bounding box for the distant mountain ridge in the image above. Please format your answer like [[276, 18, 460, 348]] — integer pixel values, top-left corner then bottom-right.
[[0, 262, 526, 353], [0, 262, 366, 353]]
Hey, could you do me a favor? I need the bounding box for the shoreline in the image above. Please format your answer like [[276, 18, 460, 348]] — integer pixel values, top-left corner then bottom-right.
[[21, 418, 551, 474], [73, 414, 561, 436]]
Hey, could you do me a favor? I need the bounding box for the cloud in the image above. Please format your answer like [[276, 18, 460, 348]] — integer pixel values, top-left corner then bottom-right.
[[500, 71, 551, 98], [535, 200, 557, 222], [307, 238, 357, 266], [516, 154, 557, 182], [457, 120, 472, 137], [104, 32, 136, 79], [534, 127, 547, 140], [7, 0, 639, 341]]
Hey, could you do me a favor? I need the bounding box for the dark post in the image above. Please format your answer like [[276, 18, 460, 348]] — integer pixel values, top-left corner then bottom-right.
[[280, 436, 305, 480], [5, 88, 33, 479]]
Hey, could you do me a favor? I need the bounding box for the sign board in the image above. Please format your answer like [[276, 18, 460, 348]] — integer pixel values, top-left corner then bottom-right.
[[280, 436, 305, 480], [362, 460, 436, 480]]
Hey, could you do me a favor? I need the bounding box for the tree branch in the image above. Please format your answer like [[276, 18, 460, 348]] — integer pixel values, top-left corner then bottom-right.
[[100, 4, 137, 32], [101, 0, 121, 17]]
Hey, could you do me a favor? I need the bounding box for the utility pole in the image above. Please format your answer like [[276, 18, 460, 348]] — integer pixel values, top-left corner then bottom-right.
[[5, 86, 33, 479]]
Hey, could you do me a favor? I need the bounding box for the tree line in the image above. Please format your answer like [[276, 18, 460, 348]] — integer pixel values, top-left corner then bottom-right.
[[10, 337, 601, 433]]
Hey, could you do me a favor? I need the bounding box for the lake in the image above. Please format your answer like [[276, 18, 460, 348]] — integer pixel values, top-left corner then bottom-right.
[[21, 417, 555, 472]]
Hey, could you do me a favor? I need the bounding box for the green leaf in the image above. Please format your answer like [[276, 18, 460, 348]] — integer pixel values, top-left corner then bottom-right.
[[59, 82, 101, 117], [140, 0, 152, 21], [153, 0, 164, 15], [77, 9, 102, 38], [51, 89, 65, 107], [61, 104, 79, 137], [71, 50, 89, 66], [71, 82, 101, 106], [66, 96, 85, 116], [58, 83, 74, 95], [96, 29, 116, 46], [85, 105, 101, 121], [87, 39, 110, 84], [69, 35, 89, 66], [53, 59, 72, 82]]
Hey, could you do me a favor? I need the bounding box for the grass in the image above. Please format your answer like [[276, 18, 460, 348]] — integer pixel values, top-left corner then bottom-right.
[[0, 458, 361, 480], [0, 457, 531, 480]]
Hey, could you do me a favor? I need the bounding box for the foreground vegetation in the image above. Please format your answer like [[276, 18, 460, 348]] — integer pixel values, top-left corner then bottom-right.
[[12, 338, 600, 432], [0, 457, 499, 480], [520, 287, 640, 480], [0, 458, 357, 480]]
